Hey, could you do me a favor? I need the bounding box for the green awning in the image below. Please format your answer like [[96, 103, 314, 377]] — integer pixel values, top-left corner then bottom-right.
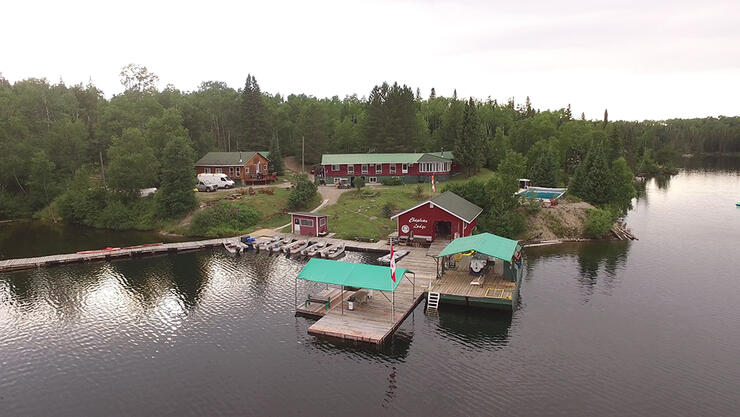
[[436, 233, 520, 262], [297, 258, 407, 292]]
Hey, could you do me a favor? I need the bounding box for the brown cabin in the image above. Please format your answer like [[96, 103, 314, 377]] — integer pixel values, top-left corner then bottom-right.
[[195, 151, 276, 184]]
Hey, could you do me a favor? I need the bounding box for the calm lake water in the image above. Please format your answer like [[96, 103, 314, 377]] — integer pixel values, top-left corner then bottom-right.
[[1, 157, 739, 416]]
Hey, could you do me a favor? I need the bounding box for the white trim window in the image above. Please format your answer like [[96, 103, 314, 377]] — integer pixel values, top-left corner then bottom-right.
[[319, 217, 326, 226], [229, 167, 234, 176], [300, 218, 314, 227], [375, 163, 382, 173], [348, 165, 355, 175], [361, 164, 368, 174], [401, 163, 408, 173], [420, 162, 445, 173], [332, 164, 340, 171], [204, 168, 211, 174], [390, 164, 397, 174], [236, 167, 241, 177], [215, 168, 223, 174], [246, 167, 250, 174], [368, 177, 377, 184]]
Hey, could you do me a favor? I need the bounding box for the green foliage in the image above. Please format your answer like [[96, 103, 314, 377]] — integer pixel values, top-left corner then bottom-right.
[[528, 142, 560, 187], [354, 176, 365, 192], [486, 126, 510, 170], [571, 143, 612, 205], [158, 136, 197, 218], [188, 201, 261, 237], [107, 128, 159, 199], [610, 157, 637, 214], [380, 176, 403, 186], [381, 202, 394, 218], [268, 136, 284, 174], [584, 208, 615, 238], [498, 150, 528, 181], [28, 150, 59, 210], [363, 82, 421, 152], [288, 173, 318, 210], [455, 98, 485, 175], [445, 174, 523, 238], [414, 183, 424, 198], [241, 74, 271, 150]]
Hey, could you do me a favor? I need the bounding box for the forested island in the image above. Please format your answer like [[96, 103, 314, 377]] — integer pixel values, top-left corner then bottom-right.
[[2, 65, 739, 239]]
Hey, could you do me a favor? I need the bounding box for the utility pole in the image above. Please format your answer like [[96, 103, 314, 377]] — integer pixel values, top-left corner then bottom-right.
[[302, 136, 305, 173]]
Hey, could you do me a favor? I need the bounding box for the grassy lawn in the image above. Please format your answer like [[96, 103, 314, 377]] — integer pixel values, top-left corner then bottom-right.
[[446, 167, 497, 185], [318, 187, 428, 241]]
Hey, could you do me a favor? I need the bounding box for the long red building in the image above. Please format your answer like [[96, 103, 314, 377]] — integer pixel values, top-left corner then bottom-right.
[[321, 152, 456, 185], [391, 191, 482, 243]]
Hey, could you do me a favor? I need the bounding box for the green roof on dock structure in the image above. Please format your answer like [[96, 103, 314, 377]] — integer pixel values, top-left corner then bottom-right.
[[436, 233, 520, 262], [297, 258, 408, 292], [321, 152, 453, 165]]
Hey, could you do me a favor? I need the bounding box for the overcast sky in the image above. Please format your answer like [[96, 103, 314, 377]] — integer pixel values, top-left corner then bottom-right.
[[2, 0, 738, 121]]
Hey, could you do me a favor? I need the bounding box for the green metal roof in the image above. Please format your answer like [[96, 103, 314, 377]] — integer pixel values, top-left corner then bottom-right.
[[436, 233, 520, 261], [196, 151, 270, 166], [321, 152, 453, 165], [297, 258, 407, 292], [430, 191, 483, 223]]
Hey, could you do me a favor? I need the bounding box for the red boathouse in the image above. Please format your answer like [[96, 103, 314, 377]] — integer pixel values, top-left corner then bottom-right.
[[391, 191, 482, 243], [290, 212, 329, 237]]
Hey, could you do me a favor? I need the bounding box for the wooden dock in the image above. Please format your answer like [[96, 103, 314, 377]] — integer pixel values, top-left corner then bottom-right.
[[0, 238, 235, 273]]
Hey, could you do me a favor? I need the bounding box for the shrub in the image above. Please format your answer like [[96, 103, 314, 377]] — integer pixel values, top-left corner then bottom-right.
[[354, 177, 365, 192], [381, 177, 403, 186], [414, 183, 424, 198], [584, 208, 614, 238], [381, 202, 394, 218], [288, 174, 318, 210], [524, 196, 541, 215], [97, 199, 135, 230], [189, 201, 261, 237]]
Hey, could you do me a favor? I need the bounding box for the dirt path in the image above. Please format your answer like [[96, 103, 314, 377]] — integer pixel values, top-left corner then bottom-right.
[[283, 156, 314, 181]]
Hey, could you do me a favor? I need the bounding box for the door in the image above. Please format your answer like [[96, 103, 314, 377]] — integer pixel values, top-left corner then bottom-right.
[[435, 221, 452, 239], [293, 218, 300, 234]]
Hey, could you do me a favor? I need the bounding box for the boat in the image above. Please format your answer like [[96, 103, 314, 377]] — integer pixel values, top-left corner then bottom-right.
[[285, 239, 309, 255], [302, 241, 326, 256], [258, 236, 280, 251], [324, 243, 345, 259], [223, 241, 241, 255], [276, 238, 296, 253], [377, 249, 410, 265], [316, 243, 335, 258]]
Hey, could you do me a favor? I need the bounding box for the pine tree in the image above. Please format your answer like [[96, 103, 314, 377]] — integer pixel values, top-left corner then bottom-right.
[[603, 108, 609, 127], [565, 104, 572, 121], [571, 142, 612, 205], [528, 146, 559, 187], [457, 98, 484, 175], [429, 87, 436, 100], [486, 126, 510, 170], [158, 136, 197, 218], [241, 74, 271, 150], [268, 134, 284, 175], [581, 112, 586, 121]]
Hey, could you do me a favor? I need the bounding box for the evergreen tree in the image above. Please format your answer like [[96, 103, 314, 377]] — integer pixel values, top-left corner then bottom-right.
[[241, 74, 271, 150], [610, 157, 636, 214], [297, 102, 328, 163], [487, 126, 510, 170], [528, 146, 559, 187], [158, 136, 197, 218], [429, 87, 436, 100], [603, 108, 609, 127], [498, 150, 527, 180], [571, 142, 612, 205], [107, 128, 159, 199], [268, 134, 284, 175], [456, 98, 484, 175]]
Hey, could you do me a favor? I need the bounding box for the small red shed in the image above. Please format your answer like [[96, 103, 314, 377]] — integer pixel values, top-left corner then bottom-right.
[[391, 191, 482, 242], [290, 212, 329, 237]]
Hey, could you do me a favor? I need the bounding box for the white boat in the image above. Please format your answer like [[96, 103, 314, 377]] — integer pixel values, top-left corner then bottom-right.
[[223, 241, 241, 255], [324, 243, 345, 259], [286, 240, 309, 255], [302, 241, 326, 256], [377, 249, 410, 265], [271, 237, 294, 253], [316, 243, 334, 258]]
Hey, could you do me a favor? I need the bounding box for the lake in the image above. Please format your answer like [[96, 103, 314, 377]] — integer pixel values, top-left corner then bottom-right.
[[1, 157, 739, 416]]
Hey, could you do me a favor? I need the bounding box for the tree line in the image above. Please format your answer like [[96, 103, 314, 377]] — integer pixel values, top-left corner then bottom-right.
[[1, 65, 739, 221]]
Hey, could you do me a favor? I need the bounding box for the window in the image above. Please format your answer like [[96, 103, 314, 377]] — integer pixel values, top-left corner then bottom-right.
[[334, 177, 341, 184], [419, 162, 444, 173], [402, 163, 408, 173], [390, 164, 396, 174], [300, 218, 314, 227], [215, 168, 223, 174], [246, 166, 250, 174], [204, 168, 211, 174], [236, 167, 241, 177], [294, 218, 300, 225], [348, 165, 354, 175], [369, 177, 377, 184], [332, 164, 340, 171], [319, 217, 326, 226], [376, 164, 382, 173], [361, 164, 368, 174], [444, 162, 450, 171], [229, 167, 234, 176]]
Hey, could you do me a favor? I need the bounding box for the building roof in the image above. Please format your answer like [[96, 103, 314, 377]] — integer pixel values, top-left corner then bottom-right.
[[436, 233, 521, 261], [196, 151, 270, 166], [321, 152, 453, 165], [297, 258, 407, 292], [290, 212, 328, 217], [391, 191, 483, 223]]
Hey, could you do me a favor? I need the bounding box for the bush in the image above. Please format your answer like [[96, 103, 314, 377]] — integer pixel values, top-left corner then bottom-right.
[[524, 196, 541, 215], [97, 199, 135, 230], [381, 202, 394, 218], [288, 174, 318, 210], [189, 202, 261, 237], [354, 177, 365, 192], [584, 208, 614, 238], [414, 183, 424, 198], [381, 177, 403, 186]]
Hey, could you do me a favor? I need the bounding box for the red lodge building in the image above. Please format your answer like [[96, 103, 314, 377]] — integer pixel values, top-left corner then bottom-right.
[[391, 191, 483, 243], [320, 152, 457, 186]]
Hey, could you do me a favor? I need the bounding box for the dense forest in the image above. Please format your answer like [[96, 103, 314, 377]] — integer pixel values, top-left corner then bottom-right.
[[1, 65, 739, 223]]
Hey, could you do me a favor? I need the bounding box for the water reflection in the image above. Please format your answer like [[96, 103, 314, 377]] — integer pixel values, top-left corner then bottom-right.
[[435, 305, 512, 350]]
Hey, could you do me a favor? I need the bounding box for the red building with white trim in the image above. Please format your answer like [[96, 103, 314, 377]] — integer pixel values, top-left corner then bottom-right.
[[321, 152, 457, 185], [391, 191, 482, 242], [290, 212, 329, 237]]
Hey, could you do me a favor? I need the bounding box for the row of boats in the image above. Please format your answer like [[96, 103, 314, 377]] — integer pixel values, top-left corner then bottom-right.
[[225, 236, 346, 259]]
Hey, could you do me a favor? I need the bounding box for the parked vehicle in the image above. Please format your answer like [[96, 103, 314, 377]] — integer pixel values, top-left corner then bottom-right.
[[196, 180, 217, 192], [197, 173, 235, 189], [336, 179, 352, 189]]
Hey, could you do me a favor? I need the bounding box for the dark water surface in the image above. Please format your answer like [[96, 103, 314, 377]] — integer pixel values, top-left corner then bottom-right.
[[1, 160, 739, 416]]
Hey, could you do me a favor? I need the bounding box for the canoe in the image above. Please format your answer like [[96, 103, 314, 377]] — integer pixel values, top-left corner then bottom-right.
[[377, 249, 410, 265]]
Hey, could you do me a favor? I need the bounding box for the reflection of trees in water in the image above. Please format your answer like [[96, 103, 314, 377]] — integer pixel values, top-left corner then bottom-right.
[[654, 174, 672, 190], [576, 241, 630, 300], [168, 253, 208, 308], [436, 305, 512, 350]]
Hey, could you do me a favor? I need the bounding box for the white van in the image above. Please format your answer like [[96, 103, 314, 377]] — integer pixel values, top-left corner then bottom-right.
[[197, 173, 236, 189]]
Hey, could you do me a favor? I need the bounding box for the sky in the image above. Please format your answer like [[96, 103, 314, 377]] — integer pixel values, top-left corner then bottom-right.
[[1, 0, 738, 121]]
